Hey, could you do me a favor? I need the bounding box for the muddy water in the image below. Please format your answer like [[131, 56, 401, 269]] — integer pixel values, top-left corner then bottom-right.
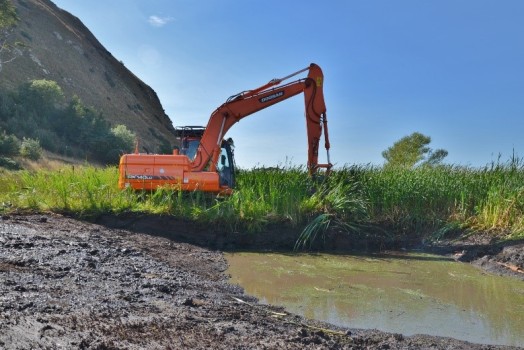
[[226, 252, 524, 347]]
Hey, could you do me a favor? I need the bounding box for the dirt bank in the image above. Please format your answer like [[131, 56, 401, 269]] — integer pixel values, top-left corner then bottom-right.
[[0, 213, 521, 349], [425, 234, 524, 281], [93, 212, 524, 281]]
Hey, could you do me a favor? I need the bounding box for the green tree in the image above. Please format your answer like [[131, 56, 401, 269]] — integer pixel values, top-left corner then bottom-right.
[[382, 132, 448, 168]]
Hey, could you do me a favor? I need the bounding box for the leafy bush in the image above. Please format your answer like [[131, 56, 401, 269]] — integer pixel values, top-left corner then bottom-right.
[[111, 124, 135, 151], [0, 156, 20, 170], [0, 0, 19, 29], [20, 79, 64, 111], [0, 131, 19, 156], [20, 137, 42, 160]]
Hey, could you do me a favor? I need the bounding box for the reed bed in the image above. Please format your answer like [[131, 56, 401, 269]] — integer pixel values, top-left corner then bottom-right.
[[1, 159, 523, 243]]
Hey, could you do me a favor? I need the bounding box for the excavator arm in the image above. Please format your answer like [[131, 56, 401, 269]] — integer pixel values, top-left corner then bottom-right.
[[191, 63, 332, 175], [119, 63, 332, 193]]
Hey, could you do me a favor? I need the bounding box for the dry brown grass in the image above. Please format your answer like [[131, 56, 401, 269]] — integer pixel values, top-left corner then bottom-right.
[[14, 151, 100, 172]]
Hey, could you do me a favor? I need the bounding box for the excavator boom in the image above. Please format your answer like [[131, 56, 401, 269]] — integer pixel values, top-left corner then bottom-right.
[[119, 63, 332, 193]]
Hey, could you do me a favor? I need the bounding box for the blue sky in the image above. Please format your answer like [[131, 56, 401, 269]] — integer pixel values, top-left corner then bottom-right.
[[51, 0, 524, 169]]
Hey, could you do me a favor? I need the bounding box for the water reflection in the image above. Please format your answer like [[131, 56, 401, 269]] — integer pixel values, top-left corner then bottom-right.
[[226, 252, 524, 347]]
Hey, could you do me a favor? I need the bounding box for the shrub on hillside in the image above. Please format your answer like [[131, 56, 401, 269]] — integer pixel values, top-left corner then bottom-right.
[[2, 82, 144, 165], [18, 79, 64, 112], [0, 156, 21, 170], [111, 124, 135, 151], [93, 124, 136, 164], [20, 137, 42, 160], [0, 132, 19, 156]]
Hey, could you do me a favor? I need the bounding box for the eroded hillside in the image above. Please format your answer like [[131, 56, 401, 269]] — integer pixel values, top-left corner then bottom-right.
[[1, 0, 176, 152]]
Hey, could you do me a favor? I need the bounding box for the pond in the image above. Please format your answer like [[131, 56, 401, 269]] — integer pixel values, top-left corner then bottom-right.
[[226, 252, 524, 347]]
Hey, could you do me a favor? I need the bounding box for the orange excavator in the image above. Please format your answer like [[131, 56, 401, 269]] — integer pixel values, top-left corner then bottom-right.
[[118, 63, 332, 194]]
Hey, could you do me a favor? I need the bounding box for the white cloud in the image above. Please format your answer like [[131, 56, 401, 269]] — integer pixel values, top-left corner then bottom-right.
[[148, 15, 173, 28]]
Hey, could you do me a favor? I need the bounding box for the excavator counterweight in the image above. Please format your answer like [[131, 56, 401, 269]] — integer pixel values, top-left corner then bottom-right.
[[119, 63, 332, 193]]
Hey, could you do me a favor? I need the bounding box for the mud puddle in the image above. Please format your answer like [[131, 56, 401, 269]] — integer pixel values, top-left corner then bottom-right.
[[227, 252, 524, 347], [0, 213, 521, 349]]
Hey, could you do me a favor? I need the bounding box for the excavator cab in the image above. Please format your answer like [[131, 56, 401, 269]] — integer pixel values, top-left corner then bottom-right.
[[175, 126, 204, 160], [175, 126, 235, 188]]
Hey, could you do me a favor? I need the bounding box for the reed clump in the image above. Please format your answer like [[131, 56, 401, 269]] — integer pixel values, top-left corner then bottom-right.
[[1, 159, 523, 245]]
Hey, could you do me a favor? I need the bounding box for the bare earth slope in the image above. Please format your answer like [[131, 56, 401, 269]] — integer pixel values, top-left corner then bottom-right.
[[0, 214, 519, 350], [1, 0, 176, 152]]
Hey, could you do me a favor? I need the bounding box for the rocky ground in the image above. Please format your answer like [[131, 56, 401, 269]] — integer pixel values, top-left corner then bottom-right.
[[0, 213, 522, 349]]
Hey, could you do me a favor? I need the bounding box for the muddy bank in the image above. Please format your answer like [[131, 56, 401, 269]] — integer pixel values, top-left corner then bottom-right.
[[91, 213, 417, 251], [93, 212, 524, 281], [425, 234, 524, 281], [0, 213, 521, 349]]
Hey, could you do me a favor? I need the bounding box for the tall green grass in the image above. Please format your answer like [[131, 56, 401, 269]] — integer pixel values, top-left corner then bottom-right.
[[346, 160, 524, 239], [0, 167, 132, 214], [1, 159, 523, 244]]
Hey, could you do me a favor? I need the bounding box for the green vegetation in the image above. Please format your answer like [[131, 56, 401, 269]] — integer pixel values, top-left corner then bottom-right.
[[1, 159, 523, 247], [1, 0, 21, 66], [382, 132, 448, 168], [351, 160, 524, 239], [0, 0, 17, 30], [0, 131, 19, 156], [19, 137, 42, 160], [0, 80, 136, 165]]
